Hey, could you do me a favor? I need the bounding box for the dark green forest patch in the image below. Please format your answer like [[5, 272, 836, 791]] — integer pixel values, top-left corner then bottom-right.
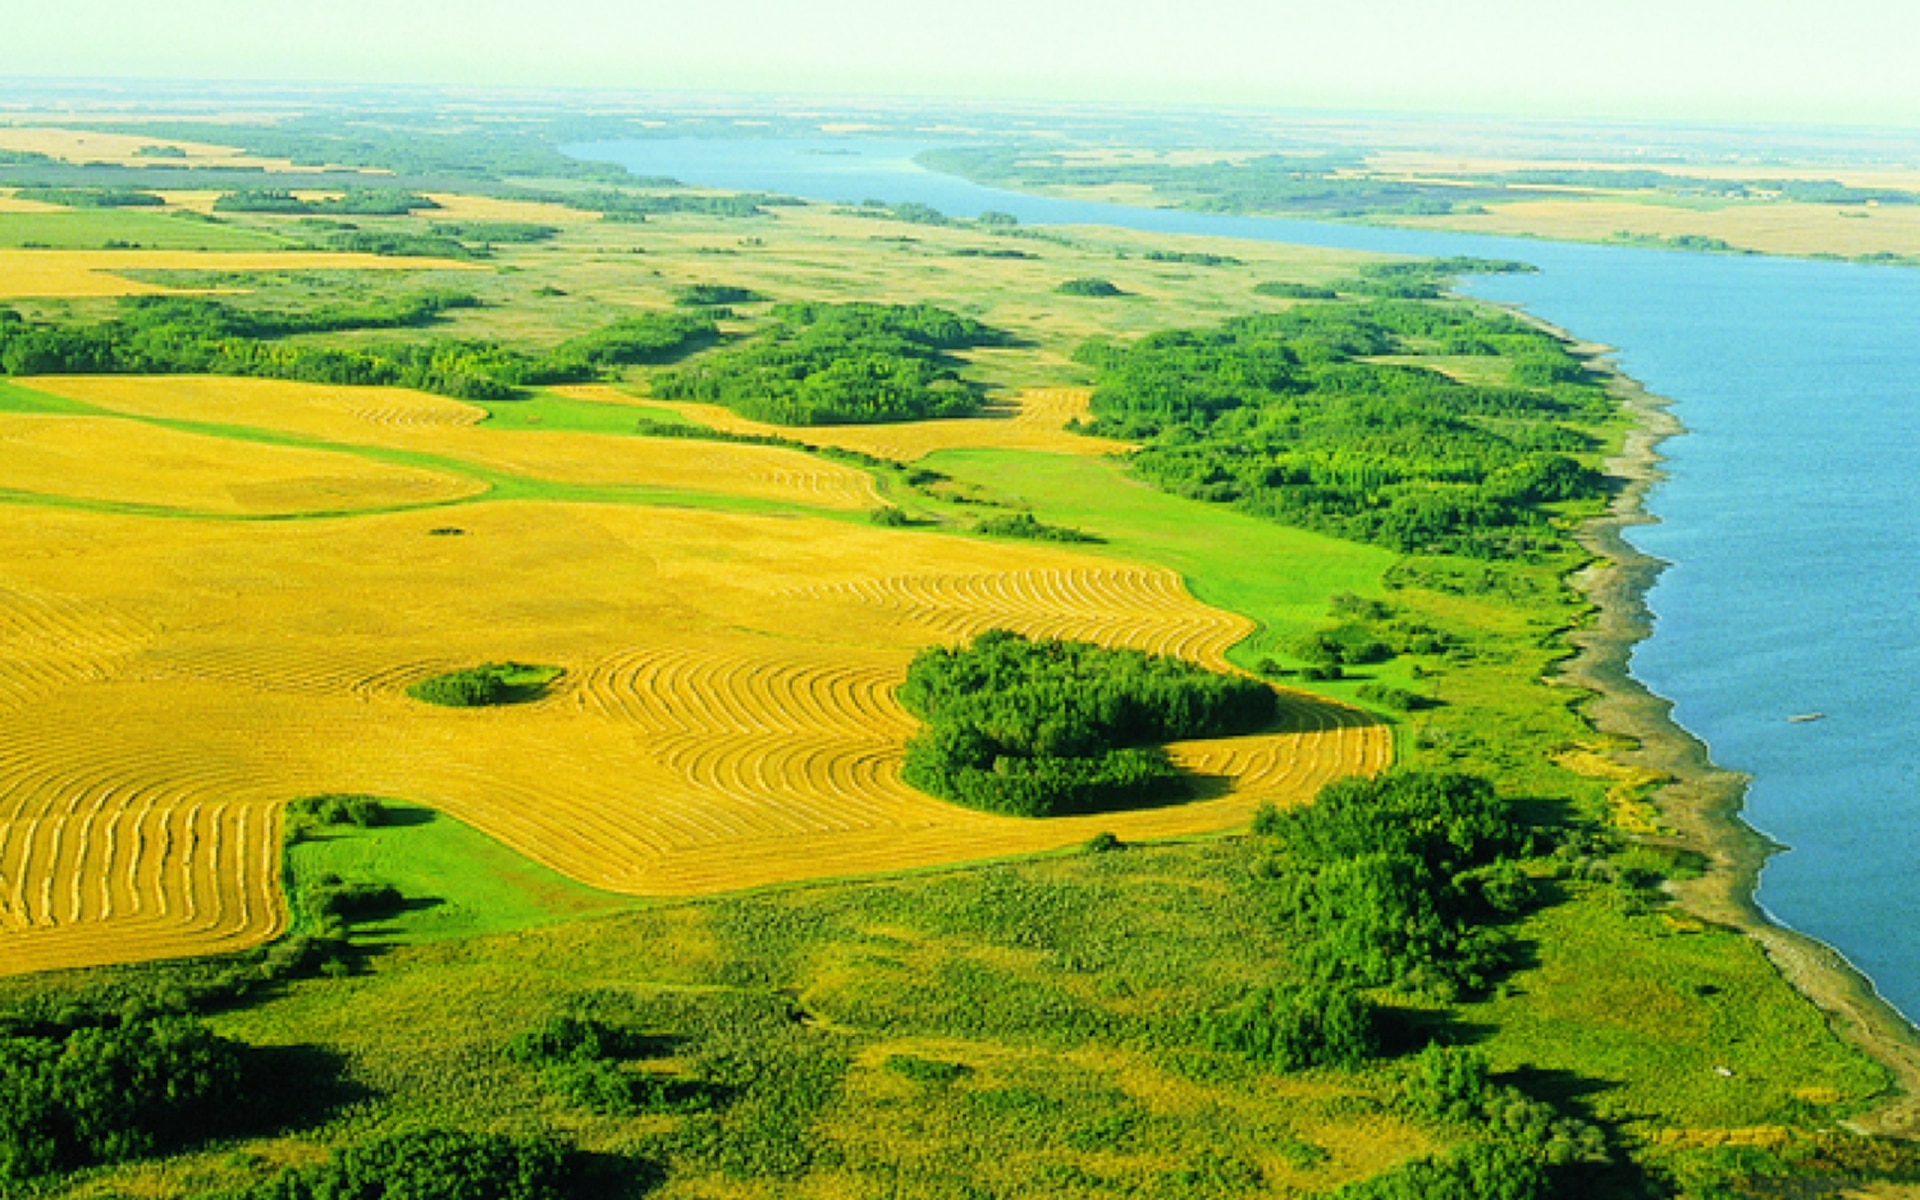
[[898, 630, 1275, 817], [406, 663, 562, 708], [650, 301, 1007, 425]]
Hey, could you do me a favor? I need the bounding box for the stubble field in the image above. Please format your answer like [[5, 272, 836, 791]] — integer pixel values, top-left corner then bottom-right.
[[0, 373, 1384, 978]]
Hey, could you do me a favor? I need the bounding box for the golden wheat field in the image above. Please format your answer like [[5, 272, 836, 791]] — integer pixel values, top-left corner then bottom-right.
[[561, 383, 1127, 462], [18, 377, 884, 511], [0, 414, 484, 515], [0, 249, 478, 299], [0, 487, 1384, 976]]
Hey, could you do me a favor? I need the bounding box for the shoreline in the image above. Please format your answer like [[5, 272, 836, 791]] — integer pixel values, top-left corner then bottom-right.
[[1555, 337, 1920, 1135]]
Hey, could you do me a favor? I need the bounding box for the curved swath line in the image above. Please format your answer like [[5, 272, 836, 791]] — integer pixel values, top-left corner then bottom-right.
[[0, 729, 283, 949], [429, 764, 683, 866], [580, 645, 919, 832], [342, 401, 482, 431], [147, 644, 373, 696], [66, 788, 111, 925], [0, 589, 154, 711], [350, 659, 466, 702]]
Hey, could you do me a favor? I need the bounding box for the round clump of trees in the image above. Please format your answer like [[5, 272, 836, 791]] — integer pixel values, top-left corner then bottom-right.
[[406, 663, 561, 708], [898, 630, 1276, 818]]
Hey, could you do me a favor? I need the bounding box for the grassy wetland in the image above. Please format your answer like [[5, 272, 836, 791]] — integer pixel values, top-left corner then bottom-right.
[[0, 106, 1915, 1199]]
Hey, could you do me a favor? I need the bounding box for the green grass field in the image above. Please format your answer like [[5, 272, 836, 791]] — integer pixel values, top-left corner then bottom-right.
[[0, 209, 290, 250], [920, 448, 1398, 673], [287, 802, 635, 945]]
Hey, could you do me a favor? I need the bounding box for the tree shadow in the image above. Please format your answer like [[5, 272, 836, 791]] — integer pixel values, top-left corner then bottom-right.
[[241, 1043, 368, 1137], [574, 1148, 668, 1199]]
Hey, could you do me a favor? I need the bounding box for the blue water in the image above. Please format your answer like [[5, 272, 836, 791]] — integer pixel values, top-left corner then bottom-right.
[[570, 138, 1920, 1021]]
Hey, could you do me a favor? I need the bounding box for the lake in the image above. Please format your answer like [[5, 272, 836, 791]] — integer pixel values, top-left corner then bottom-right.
[[569, 136, 1920, 1023]]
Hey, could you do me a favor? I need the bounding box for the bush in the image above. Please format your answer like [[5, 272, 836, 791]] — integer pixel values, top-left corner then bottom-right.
[[1356, 683, 1429, 711], [0, 295, 723, 404], [675, 284, 764, 306], [0, 1016, 248, 1179], [1253, 280, 1339, 300], [1073, 301, 1614, 557], [1400, 1045, 1609, 1169], [13, 187, 164, 209], [303, 876, 404, 925], [972, 511, 1100, 543], [884, 1054, 972, 1085], [1207, 981, 1378, 1070], [1334, 1142, 1551, 1200], [406, 663, 560, 708], [214, 189, 439, 216], [899, 630, 1276, 817], [240, 1130, 580, 1200], [1056, 277, 1125, 297], [507, 1015, 716, 1118], [287, 793, 389, 828]]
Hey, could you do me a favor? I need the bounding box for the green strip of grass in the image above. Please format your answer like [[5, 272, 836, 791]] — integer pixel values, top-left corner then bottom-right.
[[0, 210, 290, 250], [920, 448, 1397, 669], [286, 801, 635, 947], [0, 379, 96, 413]]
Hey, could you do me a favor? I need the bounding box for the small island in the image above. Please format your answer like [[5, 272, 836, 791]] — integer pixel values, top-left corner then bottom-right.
[[406, 662, 562, 708]]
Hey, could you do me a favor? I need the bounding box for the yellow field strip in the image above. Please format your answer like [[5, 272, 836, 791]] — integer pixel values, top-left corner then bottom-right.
[[0, 501, 1386, 976], [0, 126, 348, 173], [16, 377, 883, 512], [0, 250, 478, 299], [556, 384, 1127, 461], [0, 190, 65, 214], [0, 414, 484, 515]]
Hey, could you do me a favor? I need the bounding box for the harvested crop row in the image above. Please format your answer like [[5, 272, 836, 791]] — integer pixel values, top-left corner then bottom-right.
[[782, 567, 1252, 669], [0, 586, 155, 711]]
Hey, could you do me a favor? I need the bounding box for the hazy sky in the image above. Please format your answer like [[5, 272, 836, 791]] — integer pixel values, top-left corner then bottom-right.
[[6, 0, 1919, 127]]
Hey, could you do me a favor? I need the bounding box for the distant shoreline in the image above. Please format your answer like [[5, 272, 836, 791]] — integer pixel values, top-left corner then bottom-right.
[[1553, 331, 1920, 1134]]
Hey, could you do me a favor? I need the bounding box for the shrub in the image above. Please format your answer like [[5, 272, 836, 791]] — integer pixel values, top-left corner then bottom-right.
[[1207, 981, 1379, 1070], [0, 1016, 248, 1179], [1056, 277, 1125, 297], [240, 1130, 580, 1200], [1399, 1045, 1609, 1169], [1334, 1141, 1551, 1200], [287, 793, 389, 828], [1253, 281, 1339, 300], [303, 876, 405, 925], [972, 511, 1100, 543], [1356, 683, 1430, 711], [674, 284, 764, 306], [1253, 772, 1530, 995], [508, 1016, 716, 1118], [406, 663, 560, 708], [884, 1055, 972, 1085]]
